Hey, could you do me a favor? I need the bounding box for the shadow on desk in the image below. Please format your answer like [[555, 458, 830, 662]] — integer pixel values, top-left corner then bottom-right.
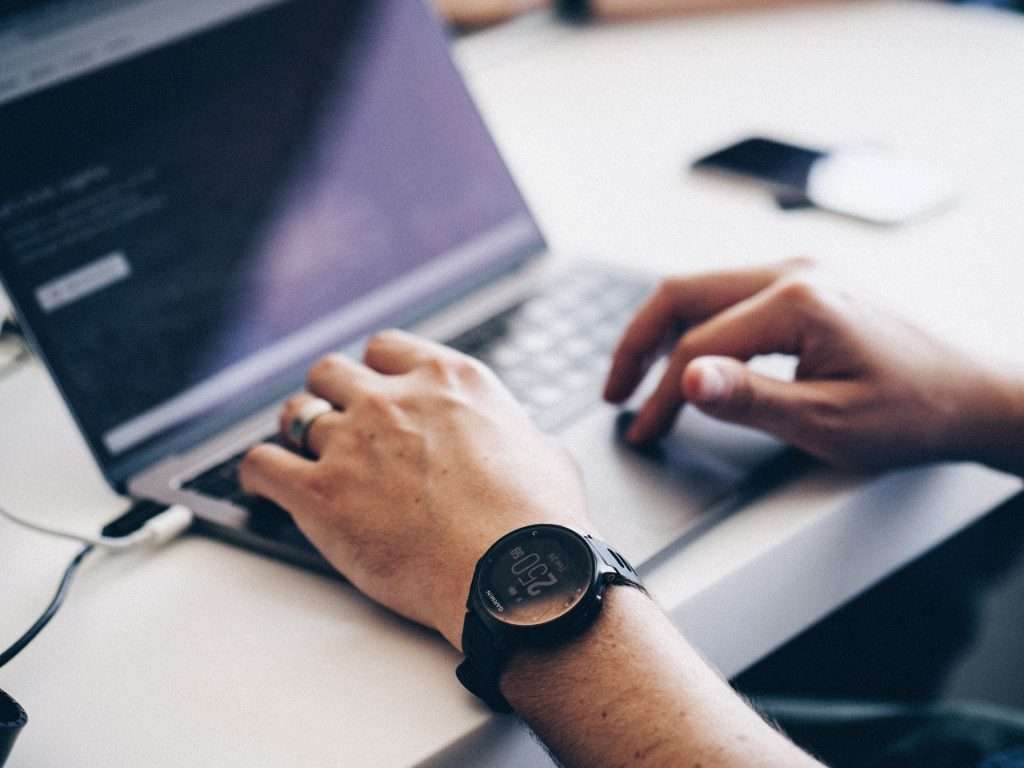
[[735, 491, 1024, 766], [735, 491, 1024, 706]]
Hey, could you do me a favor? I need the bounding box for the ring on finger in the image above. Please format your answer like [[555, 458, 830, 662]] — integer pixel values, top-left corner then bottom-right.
[[287, 397, 335, 452]]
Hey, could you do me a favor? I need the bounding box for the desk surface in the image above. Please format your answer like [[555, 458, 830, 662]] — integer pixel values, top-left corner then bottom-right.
[[2, 3, 1022, 766]]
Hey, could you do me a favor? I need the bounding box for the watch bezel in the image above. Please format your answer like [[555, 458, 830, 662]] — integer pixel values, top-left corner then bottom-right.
[[469, 524, 608, 646]]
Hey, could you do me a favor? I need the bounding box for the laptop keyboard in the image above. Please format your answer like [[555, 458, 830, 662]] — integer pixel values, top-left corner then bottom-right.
[[182, 266, 650, 541], [447, 266, 650, 430]]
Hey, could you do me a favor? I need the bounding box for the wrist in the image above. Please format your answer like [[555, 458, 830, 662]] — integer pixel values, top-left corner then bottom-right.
[[436, 547, 484, 652], [499, 585, 651, 710], [498, 586, 823, 767], [454, 522, 641, 712], [952, 365, 1024, 476]]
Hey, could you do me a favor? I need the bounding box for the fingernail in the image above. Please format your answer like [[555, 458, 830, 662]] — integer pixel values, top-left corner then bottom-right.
[[695, 361, 731, 403]]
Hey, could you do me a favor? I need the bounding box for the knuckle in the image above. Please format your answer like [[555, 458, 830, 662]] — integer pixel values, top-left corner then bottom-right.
[[307, 353, 346, 386], [775, 276, 822, 307], [359, 391, 394, 416], [279, 396, 301, 430], [435, 389, 473, 412], [671, 333, 695, 359], [240, 444, 272, 476], [283, 393, 307, 413], [653, 279, 683, 307], [449, 355, 487, 384], [365, 329, 399, 356], [420, 356, 450, 380], [662, 276, 688, 294]]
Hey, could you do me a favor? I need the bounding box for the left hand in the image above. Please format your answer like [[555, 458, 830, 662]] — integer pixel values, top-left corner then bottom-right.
[[604, 260, 1008, 472], [238, 330, 591, 650]]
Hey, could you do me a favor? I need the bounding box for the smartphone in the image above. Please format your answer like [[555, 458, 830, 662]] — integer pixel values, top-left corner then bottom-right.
[[692, 137, 825, 194]]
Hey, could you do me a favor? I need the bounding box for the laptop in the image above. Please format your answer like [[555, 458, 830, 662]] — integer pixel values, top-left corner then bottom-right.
[[0, 0, 789, 575]]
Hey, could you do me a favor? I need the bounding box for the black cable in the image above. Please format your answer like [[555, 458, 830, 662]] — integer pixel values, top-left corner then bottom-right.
[[0, 544, 94, 668], [0, 500, 174, 668]]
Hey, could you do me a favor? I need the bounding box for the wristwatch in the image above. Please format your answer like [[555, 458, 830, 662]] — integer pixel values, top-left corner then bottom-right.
[[456, 524, 645, 713]]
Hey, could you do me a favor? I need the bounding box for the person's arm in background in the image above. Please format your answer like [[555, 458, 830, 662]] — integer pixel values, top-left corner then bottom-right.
[[435, 0, 550, 29], [239, 330, 820, 768], [606, 259, 1024, 477], [436, 0, 819, 29]]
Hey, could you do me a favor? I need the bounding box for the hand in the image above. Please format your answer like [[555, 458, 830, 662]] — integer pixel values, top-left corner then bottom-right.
[[239, 330, 590, 650], [605, 259, 1012, 472]]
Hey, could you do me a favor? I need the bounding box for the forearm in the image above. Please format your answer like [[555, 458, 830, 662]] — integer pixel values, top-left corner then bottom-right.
[[501, 588, 821, 768], [590, 0, 819, 17]]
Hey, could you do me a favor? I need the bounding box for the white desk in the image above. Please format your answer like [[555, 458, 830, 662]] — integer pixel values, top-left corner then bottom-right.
[[2, 2, 1022, 766]]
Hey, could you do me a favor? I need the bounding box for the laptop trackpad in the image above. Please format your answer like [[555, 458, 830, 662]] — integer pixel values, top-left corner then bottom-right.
[[559, 404, 786, 567]]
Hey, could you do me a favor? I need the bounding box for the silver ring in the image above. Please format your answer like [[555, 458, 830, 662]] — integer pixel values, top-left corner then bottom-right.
[[288, 397, 334, 451]]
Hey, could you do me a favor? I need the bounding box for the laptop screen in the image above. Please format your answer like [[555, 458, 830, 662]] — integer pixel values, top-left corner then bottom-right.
[[0, 0, 545, 484]]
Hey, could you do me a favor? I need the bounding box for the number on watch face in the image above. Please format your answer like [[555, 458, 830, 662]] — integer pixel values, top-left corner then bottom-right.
[[479, 528, 593, 626]]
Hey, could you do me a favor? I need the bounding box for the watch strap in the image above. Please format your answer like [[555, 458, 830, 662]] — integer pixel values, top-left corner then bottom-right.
[[456, 612, 513, 713], [556, 0, 591, 22], [0, 688, 27, 767], [585, 535, 644, 589]]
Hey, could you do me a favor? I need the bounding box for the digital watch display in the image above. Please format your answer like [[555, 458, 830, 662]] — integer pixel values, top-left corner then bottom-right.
[[476, 527, 594, 627], [457, 524, 645, 713]]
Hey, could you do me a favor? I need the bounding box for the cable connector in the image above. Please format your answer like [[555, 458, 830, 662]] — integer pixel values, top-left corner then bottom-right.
[[0, 502, 193, 552], [0, 315, 22, 341]]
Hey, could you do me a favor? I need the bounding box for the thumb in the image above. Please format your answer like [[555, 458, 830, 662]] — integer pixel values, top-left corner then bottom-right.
[[681, 356, 810, 438]]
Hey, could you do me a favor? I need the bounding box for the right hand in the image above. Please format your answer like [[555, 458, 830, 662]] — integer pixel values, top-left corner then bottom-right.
[[605, 259, 1014, 472], [239, 330, 591, 651]]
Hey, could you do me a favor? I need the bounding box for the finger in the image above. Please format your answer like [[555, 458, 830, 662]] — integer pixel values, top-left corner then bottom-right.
[[626, 281, 807, 443], [605, 259, 810, 404], [238, 443, 318, 513], [363, 329, 459, 375], [681, 356, 825, 446], [278, 393, 347, 456], [306, 353, 381, 408]]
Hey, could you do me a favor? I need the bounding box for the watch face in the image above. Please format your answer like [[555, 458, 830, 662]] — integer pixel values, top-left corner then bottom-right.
[[477, 526, 595, 627]]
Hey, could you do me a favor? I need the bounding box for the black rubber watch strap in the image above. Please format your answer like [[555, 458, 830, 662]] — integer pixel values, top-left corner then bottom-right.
[[456, 612, 513, 713], [586, 535, 644, 588], [556, 0, 592, 22], [0, 688, 27, 767]]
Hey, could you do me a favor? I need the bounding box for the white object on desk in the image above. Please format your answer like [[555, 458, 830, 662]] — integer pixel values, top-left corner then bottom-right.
[[807, 146, 959, 225]]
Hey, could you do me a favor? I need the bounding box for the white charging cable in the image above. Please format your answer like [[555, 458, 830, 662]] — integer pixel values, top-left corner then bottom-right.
[[0, 503, 193, 551]]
